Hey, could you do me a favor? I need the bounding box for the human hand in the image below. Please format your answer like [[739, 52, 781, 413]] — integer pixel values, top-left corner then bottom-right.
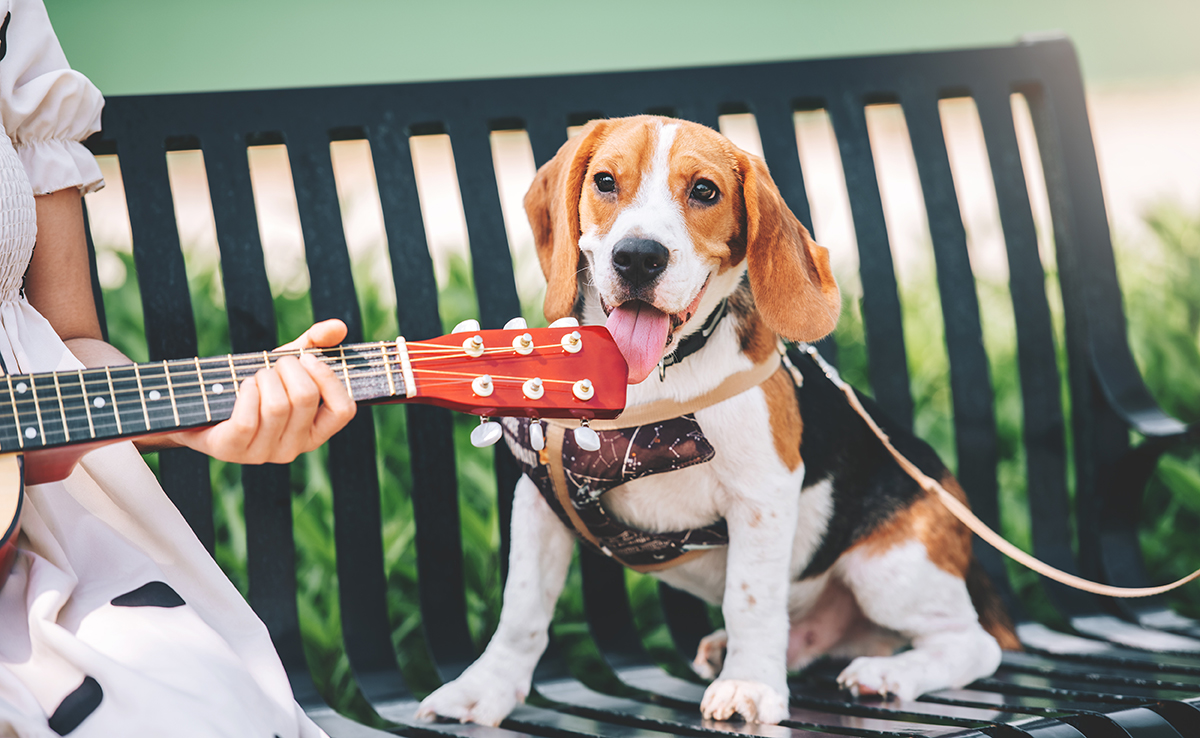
[[172, 319, 357, 464]]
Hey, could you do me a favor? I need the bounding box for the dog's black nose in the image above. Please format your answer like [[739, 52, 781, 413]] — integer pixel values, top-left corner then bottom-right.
[[612, 237, 669, 288]]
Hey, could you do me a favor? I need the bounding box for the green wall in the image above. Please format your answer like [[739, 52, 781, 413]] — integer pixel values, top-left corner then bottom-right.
[[46, 0, 1200, 96]]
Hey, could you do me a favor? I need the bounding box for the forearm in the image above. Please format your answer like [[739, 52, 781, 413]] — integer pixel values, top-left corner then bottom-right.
[[63, 337, 183, 452]]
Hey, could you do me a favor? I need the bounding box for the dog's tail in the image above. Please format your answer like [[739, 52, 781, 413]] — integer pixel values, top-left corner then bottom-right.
[[966, 557, 1022, 650]]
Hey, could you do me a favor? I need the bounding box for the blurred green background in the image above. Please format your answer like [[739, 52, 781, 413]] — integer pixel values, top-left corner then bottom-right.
[[46, 0, 1200, 94], [47, 0, 1200, 723]]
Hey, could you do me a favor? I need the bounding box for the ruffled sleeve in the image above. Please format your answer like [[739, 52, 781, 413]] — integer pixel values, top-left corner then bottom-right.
[[0, 0, 104, 194]]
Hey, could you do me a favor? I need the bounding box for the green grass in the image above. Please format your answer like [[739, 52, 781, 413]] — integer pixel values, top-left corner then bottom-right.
[[95, 203, 1200, 717]]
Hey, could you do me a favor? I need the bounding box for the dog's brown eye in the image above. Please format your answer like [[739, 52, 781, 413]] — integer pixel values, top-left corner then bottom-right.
[[594, 172, 616, 193], [690, 179, 719, 203]]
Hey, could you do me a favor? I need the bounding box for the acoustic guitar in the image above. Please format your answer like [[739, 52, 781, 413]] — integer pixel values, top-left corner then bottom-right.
[[0, 321, 628, 588]]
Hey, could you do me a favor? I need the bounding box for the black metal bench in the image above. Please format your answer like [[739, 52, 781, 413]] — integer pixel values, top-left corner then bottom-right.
[[84, 37, 1200, 738]]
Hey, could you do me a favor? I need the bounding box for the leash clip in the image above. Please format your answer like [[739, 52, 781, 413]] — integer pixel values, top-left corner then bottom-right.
[[797, 342, 846, 389]]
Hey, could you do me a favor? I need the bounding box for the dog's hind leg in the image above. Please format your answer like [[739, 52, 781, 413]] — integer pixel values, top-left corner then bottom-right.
[[833, 541, 1001, 701], [692, 629, 727, 680], [416, 475, 575, 726]]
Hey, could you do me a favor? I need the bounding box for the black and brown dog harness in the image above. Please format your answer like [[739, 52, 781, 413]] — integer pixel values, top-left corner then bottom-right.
[[501, 350, 787, 572], [501, 415, 729, 571]]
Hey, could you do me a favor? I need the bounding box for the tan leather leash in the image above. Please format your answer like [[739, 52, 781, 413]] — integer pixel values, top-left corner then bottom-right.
[[794, 342, 1200, 599]]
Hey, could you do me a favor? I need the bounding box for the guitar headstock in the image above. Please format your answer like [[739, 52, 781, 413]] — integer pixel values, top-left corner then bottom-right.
[[405, 325, 627, 420]]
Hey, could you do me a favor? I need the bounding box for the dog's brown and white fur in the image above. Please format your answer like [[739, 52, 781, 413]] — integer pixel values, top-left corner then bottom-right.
[[416, 116, 1015, 726]]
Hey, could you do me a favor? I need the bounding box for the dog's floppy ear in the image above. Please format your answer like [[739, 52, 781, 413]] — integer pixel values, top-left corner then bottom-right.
[[524, 120, 609, 321], [739, 152, 840, 342]]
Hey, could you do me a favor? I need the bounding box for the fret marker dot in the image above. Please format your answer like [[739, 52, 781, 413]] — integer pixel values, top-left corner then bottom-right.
[[15, 382, 26, 394], [93, 397, 105, 408], [148, 390, 161, 401], [24, 427, 36, 439], [212, 383, 224, 394]]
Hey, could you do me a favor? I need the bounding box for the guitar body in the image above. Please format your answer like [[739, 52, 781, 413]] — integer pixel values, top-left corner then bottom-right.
[[0, 454, 23, 583], [0, 323, 628, 591]]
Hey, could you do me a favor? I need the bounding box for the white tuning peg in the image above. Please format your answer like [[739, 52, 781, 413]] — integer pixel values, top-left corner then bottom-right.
[[504, 317, 528, 330], [471, 419, 503, 448], [549, 317, 579, 328], [529, 420, 545, 451], [452, 319, 481, 334], [574, 421, 600, 452]]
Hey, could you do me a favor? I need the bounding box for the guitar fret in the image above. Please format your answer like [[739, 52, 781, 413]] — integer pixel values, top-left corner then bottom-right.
[[0, 378, 18, 452], [79, 368, 96, 438], [136, 362, 175, 431], [109, 366, 149, 435], [104, 366, 123, 435], [340, 357, 354, 400], [166, 361, 204, 427], [29, 375, 47, 445], [228, 355, 240, 398], [52, 373, 69, 442], [6, 374, 23, 449], [194, 357, 212, 422], [380, 344, 395, 397], [54, 371, 92, 444], [163, 360, 180, 426], [133, 364, 151, 429]]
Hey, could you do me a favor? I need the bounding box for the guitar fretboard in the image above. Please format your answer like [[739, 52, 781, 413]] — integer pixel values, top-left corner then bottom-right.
[[0, 341, 408, 454]]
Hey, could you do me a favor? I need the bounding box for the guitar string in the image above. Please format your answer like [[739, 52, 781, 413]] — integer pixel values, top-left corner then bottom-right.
[[0, 370, 572, 416], [0, 341, 579, 412], [0, 366, 591, 440]]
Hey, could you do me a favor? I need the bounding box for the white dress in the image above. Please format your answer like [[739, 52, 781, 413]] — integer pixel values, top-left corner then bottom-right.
[[0, 1, 325, 735]]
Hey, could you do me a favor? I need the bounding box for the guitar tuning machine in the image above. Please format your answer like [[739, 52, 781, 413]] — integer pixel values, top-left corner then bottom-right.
[[463, 334, 485, 358], [471, 417, 503, 448], [549, 317, 579, 328], [513, 332, 534, 355], [472, 374, 494, 397], [452, 319, 482, 334], [574, 418, 600, 452], [504, 317, 529, 330], [561, 330, 582, 353], [522, 377, 544, 400], [572, 378, 594, 401], [529, 419, 545, 451]]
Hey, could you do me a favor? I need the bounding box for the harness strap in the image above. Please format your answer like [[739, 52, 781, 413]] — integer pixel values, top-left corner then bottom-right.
[[544, 350, 784, 572], [543, 422, 711, 573], [549, 352, 783, 432], [797, 343, 1200, 599]]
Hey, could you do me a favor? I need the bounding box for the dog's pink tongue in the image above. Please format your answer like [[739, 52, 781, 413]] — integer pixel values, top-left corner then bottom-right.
[[605, 301, 670, 384]]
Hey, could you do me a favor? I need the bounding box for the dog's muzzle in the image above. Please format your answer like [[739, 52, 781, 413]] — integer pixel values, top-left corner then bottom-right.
[[612, 237, 668, 291]]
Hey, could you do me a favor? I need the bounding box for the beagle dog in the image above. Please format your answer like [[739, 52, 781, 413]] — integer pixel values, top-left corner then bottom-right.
[[416, 115, 1015, 726]]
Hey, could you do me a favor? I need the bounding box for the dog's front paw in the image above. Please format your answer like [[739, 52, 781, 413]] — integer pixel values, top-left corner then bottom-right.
[[415, 671, 527, 727], [692, 629, 728, 680], [836, 656, 921, 701], [700, 679, 789, 724]]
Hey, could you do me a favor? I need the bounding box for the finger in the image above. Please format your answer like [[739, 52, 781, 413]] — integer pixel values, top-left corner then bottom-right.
[[246, 367, 292, 460], [302, 353, 357, 446], [190, 374, 262, 460], [277, 318, 348, 352], [270, 356, 322, 459]]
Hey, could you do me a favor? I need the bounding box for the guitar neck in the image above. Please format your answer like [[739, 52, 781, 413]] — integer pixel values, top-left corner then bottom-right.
[[0, 341, 409, 454]]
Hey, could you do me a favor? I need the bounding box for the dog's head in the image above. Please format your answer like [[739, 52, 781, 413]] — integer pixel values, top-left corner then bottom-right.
[[524, 115, 840, 383]]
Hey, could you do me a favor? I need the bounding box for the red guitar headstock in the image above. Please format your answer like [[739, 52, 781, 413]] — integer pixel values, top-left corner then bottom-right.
[[404, 325, 627, 420]]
